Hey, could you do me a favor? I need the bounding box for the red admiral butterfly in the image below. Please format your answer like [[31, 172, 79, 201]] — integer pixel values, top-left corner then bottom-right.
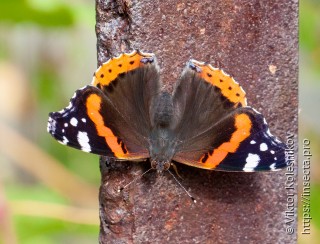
[[47, 50, 287, 173]]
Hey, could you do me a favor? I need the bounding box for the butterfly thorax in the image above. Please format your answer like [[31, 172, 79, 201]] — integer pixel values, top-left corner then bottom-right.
[[149, 127, 176, 173]]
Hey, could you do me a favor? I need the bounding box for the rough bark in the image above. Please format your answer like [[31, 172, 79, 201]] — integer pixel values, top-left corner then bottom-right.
[[96, 0, 298, 243]]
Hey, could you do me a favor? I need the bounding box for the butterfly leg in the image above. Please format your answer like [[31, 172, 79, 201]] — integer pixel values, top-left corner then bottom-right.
[[171, 162, 183, 180]]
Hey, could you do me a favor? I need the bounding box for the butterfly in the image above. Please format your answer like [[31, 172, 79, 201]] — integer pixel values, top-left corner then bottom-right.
[[47, 50, 287, 173]]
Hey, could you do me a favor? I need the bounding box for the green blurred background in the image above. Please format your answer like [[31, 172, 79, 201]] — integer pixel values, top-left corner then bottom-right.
[[300, 1, 320, 243], [0, 0, 319, 243], [0, 0, 100, 243]]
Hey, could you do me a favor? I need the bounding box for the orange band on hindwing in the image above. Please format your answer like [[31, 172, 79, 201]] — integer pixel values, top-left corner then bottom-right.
[[200, 113, 252, 169], [190, 60, 247, 107], [86, 93, 128, 158], [91, 50, 154, 87]]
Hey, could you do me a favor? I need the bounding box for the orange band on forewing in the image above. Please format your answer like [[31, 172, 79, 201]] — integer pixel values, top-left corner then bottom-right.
[[86, 94, 128, 158], [200, 66, 246, 106], [92, 51, 153, 87], [201, 113, 252, 168], [190, 60, 247, 106]]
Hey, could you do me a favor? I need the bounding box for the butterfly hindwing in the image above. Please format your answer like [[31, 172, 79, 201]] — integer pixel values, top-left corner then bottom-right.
[[213, 108, 287, 171], [173, 107, 287, 171]]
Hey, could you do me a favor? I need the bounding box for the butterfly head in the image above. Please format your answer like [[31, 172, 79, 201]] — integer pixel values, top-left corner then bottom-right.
[[151, 158, 171, 174], [149, 129, 177, 174]]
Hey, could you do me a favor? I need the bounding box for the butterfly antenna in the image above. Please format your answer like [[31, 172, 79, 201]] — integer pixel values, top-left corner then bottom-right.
[[118, 167, 153, 192], [168, 170, 196, 203]]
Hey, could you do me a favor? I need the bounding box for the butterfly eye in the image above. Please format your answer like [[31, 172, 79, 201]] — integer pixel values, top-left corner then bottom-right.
[[151, 160, 157, 169], [163, 161, 171, 171]]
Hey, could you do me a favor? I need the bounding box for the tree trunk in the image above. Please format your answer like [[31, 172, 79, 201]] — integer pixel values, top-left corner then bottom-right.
[[96, 0, 298, 243]]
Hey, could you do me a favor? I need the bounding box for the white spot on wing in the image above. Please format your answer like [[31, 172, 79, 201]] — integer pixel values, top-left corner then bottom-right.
[[128, 50, 136, 56], [275, 137, 282, 143], [64, 123, 68, 127], [57, 108, 65, 114], [274, 157, 277, 160], [65, 101, 73, 110], [81, 118, 86, 123], [231, 77, 238, 85], [266, 129, 273, 137], [243, 153, 260, 172], [270, 150, 275, 154], [221, 69, 229, 76], [269, 163, 276, 170], [263, 118, 267, 125], [70, 117, 78, 127], [244, 97, 248, 106], [251, 107, 261, 115], [47, 117, 56, 133], [190, 59, 205, 66], [209, 64, 219, 71], [250, 140, 256, 144], [77, 131, 91, 152], [60, 136, 69, 145], [260, 143, 268, 151]]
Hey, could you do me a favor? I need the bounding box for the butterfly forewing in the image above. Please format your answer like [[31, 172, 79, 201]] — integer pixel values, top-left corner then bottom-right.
[[48, 51, 161, 160]]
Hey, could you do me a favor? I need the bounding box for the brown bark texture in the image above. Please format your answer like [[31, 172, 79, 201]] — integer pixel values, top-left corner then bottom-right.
[[96, 0, 298, 243]]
